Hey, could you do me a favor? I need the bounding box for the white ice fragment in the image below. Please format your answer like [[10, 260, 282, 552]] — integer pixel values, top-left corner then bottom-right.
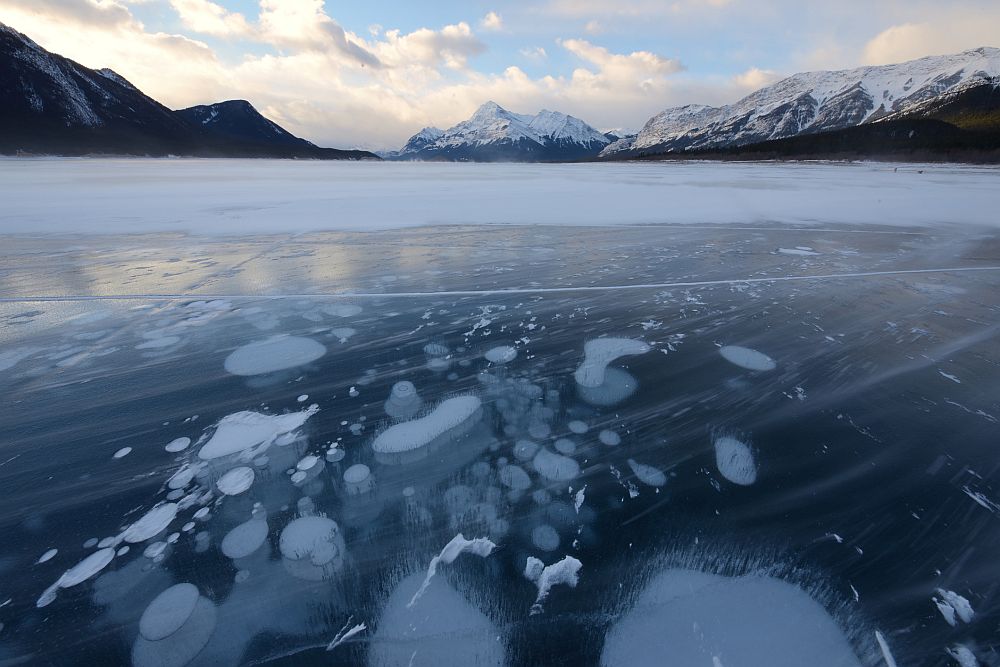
[[216, 467, 255, 496], [331, 327, 356, 343], [875, 630, 897, 667], [37, 548, 58, 564], [113, 447, 132, 459], [574, 338, 650, 388], [935, 589, 974, 625], [198, 405, 318, 460], [372, 396, 481, 456], [574, 486, 586, 513], [123, 503, 179, 543], [946, 645, 979, 667], [714, 436, 757, 485], [221, 517, 269, 560], [223, 335, 326, 376], [408, 533, 497, 608], [326, 619, 367, 651], [523, 555, 582, 615], [627, 459, 667, 487], [939, 371, 961, 384], [165, 437, 191, 453], [324, 304, 362, 318], [719, 345, 776, 371], [139, 583, 199, 641], [778, 247, 820, 256], [599, 429, 621, 446], [532, 448, 580, 482], [484, 345, 517, 364]]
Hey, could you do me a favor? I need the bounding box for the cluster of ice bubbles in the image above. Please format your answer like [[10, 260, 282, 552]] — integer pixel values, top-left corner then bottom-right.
[[25, 324, 886, 666]]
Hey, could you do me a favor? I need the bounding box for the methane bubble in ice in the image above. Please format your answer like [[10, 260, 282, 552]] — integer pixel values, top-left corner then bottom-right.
[[138, 583, 199, 641], [123, 503, 179, 543], [574, 338, 650, 388], [567, 420, 589, 434], [601, 569, 862, 667], [113, 447, 132, 459], [221, 516, 269, 560], [532, 448, 580, 482], [599, 430, 621, 446], [165, 437, 191, 453], [132, 586, 217, 667], [216, 466, 254, 495], [384, 381, 423, 421], [577, 368, 640, 407], [279, 516, 345, 581], [371, 395, 481, 464], [499, 464, 531, 491], [719, 345, 777, 372], [484, 345, 517, 364], [714, 435, 758, 485], [37, 548, 58, 564], [627, 459, 667, 487], [198, 405, 318, 460], [223, 335, 326, 376], [513, 439, 540, 462], [531, 525, 560, 552], [369, 572, 505, 667], [554, 438, 577, 455]]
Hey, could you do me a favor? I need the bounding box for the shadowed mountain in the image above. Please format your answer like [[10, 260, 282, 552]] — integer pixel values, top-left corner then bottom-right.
[[0, 22, 376, 159]]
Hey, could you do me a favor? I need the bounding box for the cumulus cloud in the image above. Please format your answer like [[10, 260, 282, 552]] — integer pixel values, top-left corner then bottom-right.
[[520, 46, 547, 60], [862, 13, 1000, 65], [480, 11, 502, 31], [170, 0, 252, 38], [733, 66, 781, 90]]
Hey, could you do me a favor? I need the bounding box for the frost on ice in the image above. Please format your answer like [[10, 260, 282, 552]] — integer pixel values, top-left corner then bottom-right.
[[719, 345, 777, 372], [223, 335, 326, 376], [523, 555, 582, 615], [602, 569, 862, 667], [197, 405, 318, 460], [408, 533, 497, 608]]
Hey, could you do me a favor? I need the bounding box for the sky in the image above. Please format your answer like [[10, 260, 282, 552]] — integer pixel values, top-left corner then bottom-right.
[[1, 1, 998, 150]]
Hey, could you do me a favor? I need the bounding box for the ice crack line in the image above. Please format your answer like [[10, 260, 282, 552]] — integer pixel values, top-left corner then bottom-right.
[[0, 265, 998, 302]]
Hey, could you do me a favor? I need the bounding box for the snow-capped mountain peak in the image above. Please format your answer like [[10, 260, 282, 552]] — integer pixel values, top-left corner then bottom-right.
[[603, 46, 1000, 156], [394, 101, 610, 161]]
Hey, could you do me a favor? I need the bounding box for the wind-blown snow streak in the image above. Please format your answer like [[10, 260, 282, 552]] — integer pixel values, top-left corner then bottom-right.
[[407, 533, 497, 608]]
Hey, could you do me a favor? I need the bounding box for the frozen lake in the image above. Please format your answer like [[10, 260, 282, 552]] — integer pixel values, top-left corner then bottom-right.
[[1, 160, 999, 667]]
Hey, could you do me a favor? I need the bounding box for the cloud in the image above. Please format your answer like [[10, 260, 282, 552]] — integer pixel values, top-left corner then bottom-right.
[[372, 22, 486, 70], [480, 11, 502, 31], [520, 46, 547, 60], [170, 0, 253, 38], [862, 14, 1000, 65], [733, 66, 781, 90], [584, 20, 603, 35]]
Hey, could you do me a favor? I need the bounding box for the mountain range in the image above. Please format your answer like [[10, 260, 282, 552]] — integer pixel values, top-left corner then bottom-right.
[[0, 22, 376, 159], [2, 18, 998, 162], [387, 102, 615, 161], [602, 47, 1000, 158]]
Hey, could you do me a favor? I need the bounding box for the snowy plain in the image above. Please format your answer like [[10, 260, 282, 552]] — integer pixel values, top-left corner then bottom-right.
[[1, 158, 999, 235]]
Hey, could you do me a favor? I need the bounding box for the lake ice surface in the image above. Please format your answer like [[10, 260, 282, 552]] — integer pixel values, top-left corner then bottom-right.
[[1, 161, 999, 666]]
